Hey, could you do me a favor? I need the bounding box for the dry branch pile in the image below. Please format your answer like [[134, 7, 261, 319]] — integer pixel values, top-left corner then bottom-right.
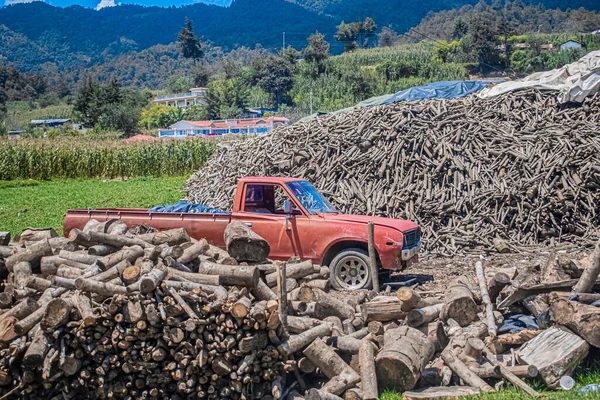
[[185, 90, 600, 254]]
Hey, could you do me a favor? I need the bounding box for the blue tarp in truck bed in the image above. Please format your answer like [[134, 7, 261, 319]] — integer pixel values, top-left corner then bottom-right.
[[149, 202, 230, 214]]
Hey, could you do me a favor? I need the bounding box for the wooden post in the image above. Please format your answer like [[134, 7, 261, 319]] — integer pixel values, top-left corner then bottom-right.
[[277, 262, 289, 339], [359, 342, 378, 400], [475, 261, 497, 338], [368, 222, 379, 293]]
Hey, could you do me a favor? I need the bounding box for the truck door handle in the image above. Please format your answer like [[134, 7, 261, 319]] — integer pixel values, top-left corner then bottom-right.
[[243, 222, 253, 227]]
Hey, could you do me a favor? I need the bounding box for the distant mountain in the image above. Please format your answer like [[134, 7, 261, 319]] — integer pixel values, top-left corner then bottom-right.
[[1, 0, 599, 76], [3, 0, 233, 7]]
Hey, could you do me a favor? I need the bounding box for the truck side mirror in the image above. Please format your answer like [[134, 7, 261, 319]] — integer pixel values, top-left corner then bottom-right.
[[283, 199, 293, 215]]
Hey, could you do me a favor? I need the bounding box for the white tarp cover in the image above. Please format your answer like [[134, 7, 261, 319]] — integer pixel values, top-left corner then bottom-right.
[[478, 50, 600, 103]]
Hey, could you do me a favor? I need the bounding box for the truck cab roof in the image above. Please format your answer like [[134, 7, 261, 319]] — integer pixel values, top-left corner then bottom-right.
[[238, 176, 307, 184]]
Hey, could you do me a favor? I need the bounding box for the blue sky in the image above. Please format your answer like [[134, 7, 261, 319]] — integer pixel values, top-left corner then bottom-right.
[[3, 0, 232, 7]]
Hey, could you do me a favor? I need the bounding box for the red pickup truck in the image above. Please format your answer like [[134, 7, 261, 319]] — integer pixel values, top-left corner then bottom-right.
[[63, 177, 421, 290]]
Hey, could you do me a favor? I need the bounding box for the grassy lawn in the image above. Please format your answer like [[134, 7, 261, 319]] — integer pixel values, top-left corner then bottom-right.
[[380, 367, 600, 399], [0, 177, 187, 236]]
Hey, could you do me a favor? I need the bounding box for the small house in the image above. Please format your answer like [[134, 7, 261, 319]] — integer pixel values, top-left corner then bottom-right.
[[559, 40, 583, 51], [540, 43, 554, 51]]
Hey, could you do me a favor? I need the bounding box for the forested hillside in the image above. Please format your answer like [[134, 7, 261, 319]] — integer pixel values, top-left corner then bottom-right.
[[405, 1, 600, 42], [1, 0, 600, 75]]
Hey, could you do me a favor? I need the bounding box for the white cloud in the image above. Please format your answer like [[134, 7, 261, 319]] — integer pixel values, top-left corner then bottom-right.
[[95, 0, 115, 10], [4, 0, 44, 5]]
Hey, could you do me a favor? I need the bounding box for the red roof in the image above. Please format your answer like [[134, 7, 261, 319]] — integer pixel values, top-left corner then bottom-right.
[[178, 117, 289, 129], [125, 134, 159, 142], [182, 120, 214, 127]]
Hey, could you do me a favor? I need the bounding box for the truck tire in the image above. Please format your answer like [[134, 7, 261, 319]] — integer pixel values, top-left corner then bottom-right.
[[329, 248, 372, 291]]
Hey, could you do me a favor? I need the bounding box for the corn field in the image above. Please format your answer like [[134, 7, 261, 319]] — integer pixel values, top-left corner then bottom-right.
[[292, 42, 468, 112], [0, 138, 216, 180]]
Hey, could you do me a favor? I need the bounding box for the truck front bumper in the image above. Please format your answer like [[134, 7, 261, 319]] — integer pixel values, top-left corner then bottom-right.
[[401, 241, 421, 260], [379, 241, 421, 271]]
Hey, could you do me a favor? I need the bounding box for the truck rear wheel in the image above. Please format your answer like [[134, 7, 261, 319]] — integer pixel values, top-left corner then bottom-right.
[[329, 248, 372, 290]]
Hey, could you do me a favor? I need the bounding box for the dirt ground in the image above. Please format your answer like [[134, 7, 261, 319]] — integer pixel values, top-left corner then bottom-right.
[[388, 246, 591, 295]]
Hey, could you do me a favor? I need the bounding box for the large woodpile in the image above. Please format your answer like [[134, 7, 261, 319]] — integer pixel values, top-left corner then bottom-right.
[[185, 90, 600, 254], [0, 224, 599, 399]]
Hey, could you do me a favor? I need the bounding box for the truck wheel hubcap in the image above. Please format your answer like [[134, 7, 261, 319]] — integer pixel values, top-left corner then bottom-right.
[[336, 256, 369, 289]]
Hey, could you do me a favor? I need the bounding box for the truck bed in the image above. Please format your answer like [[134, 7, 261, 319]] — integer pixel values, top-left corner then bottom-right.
[[63, 208, 233, 248]]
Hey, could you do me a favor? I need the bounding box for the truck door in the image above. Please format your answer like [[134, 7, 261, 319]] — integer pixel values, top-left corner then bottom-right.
[[235, 183, 312, 261]]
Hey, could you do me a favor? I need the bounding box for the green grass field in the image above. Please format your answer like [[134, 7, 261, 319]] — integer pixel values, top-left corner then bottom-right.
[[0, 177, 187, 235]]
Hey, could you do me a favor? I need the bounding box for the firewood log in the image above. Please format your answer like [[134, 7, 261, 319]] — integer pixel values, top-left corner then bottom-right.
[[313, 289, 355, 320], [22, 329, 49, 368], [41, 298, 71, 331], [13, 261, 32, 289], [136, 228, 190, 246], [397, 287, 421, 311], [177, 239, 209, 264], [197, 261, 259, 287], [549, 295, 600, 347], [224, 221, 270, 262], [375, 326, 435, 393], [416, 321, 448, 352], [440, 276, 478, 327], [518, 326, 589, 389], [265, 260, 316, 286], [166, 267, 220, 286], [57, 250, 99, 265], [98, 245, 144, 269], [5, 239, 52, 272], [280, 323, 332, 355], [0, 232, 9, 246], [403, 387, 480, 399], [440, 348, 494, 393], [361, 296, 405, 322], [306, 389, 343, 400], [407, 304, 443, 327], [303, 338, 359, 393]]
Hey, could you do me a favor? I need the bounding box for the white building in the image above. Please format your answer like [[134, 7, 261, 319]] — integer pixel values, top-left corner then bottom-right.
[[158, 117, 290, 138], [153, 88, 207, 110]]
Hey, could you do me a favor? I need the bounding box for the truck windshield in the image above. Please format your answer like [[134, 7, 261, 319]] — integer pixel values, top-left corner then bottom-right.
[[286, 181, 338, 214]]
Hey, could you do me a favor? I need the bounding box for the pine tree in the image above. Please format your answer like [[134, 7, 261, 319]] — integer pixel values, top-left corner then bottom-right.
[[74, 76, 102, 128], [303, 31, 330, 65]]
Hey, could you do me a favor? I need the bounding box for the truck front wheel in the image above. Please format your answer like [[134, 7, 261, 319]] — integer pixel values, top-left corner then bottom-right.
[[329, 248, 372, 290]]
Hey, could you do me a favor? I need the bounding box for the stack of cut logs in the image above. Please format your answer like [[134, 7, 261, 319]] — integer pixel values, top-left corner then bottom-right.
[[0, 222, 327, 399], [185, 89, 600, 254], [1, 223, 599, 399]]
